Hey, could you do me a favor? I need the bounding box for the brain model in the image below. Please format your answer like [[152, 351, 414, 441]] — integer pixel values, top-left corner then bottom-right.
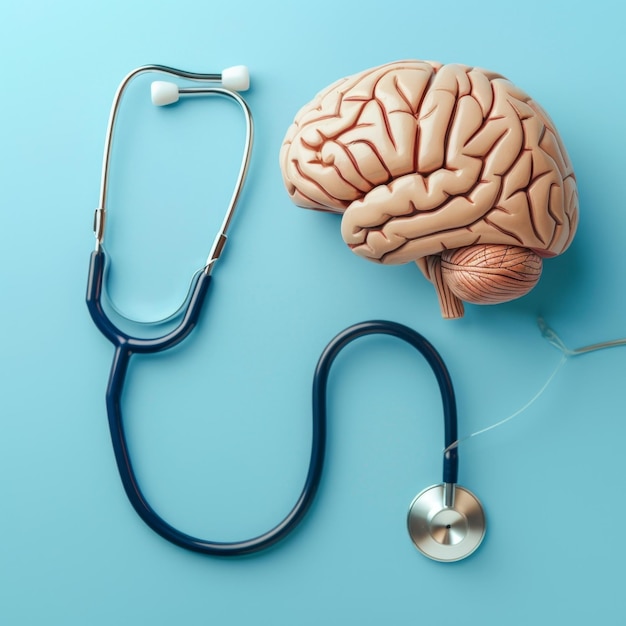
[[280, 60, 578, 318]]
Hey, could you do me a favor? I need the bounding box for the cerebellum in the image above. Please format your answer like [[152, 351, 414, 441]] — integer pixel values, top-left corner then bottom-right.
[[440, 245, 543, 306]]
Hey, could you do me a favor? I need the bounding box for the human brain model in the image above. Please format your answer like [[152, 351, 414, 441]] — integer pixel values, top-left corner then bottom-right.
[[280, 60, 578, 318]]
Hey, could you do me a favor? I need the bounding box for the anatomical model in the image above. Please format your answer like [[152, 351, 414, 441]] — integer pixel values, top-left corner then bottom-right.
[[280, 61, 578, 318]]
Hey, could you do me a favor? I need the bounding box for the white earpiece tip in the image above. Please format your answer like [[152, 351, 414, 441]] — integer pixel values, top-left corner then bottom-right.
[[151, 81, 180, 106], [222, 65, 250, 92]]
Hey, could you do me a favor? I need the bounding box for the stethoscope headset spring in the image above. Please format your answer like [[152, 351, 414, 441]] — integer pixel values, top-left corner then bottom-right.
[[86, 64, 485, 562]]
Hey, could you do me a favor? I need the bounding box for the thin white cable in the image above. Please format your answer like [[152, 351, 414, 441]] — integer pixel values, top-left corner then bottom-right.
[[445, 354, 568, 452], [446, 318, 626, 452]]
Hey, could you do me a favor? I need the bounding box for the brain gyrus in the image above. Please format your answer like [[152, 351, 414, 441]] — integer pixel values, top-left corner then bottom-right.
[[280, 60, 578, 318]]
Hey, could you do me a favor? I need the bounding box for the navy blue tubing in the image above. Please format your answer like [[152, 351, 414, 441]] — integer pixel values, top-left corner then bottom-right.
[[86, 250, 459, 555]]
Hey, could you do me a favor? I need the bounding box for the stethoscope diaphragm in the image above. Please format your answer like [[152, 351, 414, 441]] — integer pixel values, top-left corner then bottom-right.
[[407, 484, 486, 562]]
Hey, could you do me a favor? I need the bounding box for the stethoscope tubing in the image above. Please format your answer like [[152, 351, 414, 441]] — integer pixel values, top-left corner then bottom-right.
[[87, 249, 460, 555], [87, 250, 210, 352], [314, 321, 459, 486]]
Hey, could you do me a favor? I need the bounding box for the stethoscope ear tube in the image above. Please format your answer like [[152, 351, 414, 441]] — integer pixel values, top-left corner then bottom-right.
[[86, 250, 212, 353]]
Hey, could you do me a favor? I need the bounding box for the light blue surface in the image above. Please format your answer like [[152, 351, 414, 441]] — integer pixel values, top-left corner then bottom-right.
[[2, 0, 625, 623]]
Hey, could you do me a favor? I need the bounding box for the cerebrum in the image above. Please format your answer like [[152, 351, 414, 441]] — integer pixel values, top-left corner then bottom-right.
[[280, 60, 578, 318]]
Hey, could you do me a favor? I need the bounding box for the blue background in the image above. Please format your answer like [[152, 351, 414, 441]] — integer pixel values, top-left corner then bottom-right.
[[2, 1, 625, 624]]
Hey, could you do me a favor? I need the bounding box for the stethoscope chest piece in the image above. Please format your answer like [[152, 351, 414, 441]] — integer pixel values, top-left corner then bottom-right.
[[407, 484, 486, 562]]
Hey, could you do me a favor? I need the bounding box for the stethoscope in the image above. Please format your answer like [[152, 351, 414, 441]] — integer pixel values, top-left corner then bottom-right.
[[86, 64, 486, 562]]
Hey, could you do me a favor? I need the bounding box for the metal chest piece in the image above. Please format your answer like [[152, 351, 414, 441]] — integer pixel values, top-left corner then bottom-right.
[[407, 483, 486, 562]]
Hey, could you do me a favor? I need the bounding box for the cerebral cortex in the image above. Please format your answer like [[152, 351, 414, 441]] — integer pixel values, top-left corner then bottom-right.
[[280, 60, 578, 318]]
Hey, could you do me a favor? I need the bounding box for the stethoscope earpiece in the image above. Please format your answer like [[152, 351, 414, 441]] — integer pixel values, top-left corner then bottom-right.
[[221, 65, 250, 91], [151, 80, 180, 106], [151, 65, 250, 107], [407, 483, 486, 562]]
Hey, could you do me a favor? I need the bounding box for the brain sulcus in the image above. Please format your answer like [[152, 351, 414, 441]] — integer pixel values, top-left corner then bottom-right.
[[280, 60, 578, 318]]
